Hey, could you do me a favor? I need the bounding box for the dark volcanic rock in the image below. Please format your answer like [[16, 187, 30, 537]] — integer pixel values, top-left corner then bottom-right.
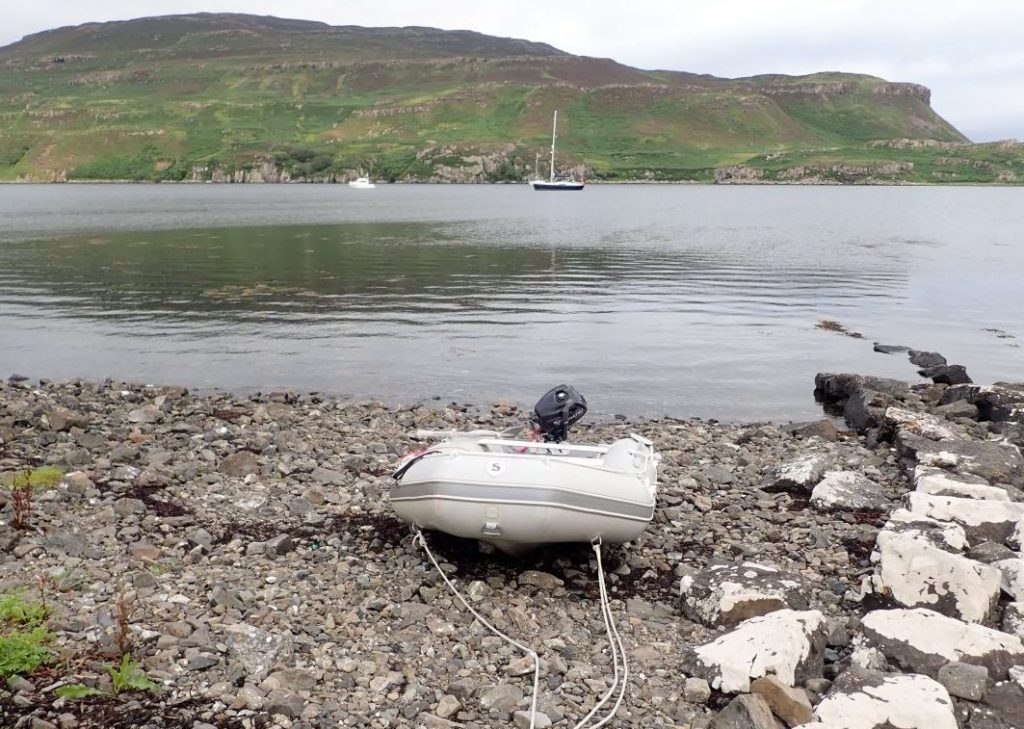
[[874, 343, 911, 354], [910, 350, 948, 368], [919, 364, 973, 385]]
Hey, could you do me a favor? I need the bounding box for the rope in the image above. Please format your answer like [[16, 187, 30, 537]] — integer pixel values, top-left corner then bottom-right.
[[413, 530, 629, 729], [414, 528, 540, 729], [571, 538, 628, 729]]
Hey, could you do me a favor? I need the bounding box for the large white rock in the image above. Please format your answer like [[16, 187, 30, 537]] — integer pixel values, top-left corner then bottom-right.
[[763, 455, 830, 493], [810, 471, 892, 512], [878, 509, 967, 553], [679, 562, 810, 627], [913, 467, 1010, 501], [885, 407, 965, 442], [875, 532, 1001, 623], [813, 669, 956, 729], [1009, 518, 1024, 551], [908, 493, 1024, 543], [993, 558, 1024, 600], [681, 609, 827, 693], [860, 607, 1024, 679]]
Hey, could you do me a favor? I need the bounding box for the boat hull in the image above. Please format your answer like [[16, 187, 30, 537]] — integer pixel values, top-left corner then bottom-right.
[[391, 436, 657, 552], [530, 181, 584, 191]]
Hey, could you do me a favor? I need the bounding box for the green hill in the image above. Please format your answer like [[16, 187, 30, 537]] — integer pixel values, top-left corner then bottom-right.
[[0, 13, 1021, 184]]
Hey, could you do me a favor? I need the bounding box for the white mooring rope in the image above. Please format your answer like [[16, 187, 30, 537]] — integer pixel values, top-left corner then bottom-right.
[[413, 529, 628, 728]]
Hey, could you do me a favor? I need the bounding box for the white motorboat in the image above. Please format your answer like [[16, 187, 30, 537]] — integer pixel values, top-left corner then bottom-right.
[[391, 386, 658, 553], [348, 176, 375, 189], [530, 110, 584, 191]]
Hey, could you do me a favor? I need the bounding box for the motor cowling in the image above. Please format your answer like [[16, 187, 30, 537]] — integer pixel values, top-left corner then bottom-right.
[[532, 385, 587, 442]]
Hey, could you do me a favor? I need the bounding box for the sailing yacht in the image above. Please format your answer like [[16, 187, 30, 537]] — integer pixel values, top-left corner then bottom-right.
[[530, 110, 584, 191]]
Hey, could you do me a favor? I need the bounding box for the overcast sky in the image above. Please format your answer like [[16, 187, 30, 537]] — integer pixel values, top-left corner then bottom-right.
[[4, 1, 1023, 141]]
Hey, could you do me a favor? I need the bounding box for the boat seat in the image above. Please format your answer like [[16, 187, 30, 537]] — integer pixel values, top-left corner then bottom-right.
[[601, 438, 641, 471]]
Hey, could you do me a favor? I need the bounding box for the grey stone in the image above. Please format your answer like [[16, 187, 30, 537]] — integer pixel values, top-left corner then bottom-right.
[[919, 364, 972, 385], [937, 400, 980, 420], [683, 677, 712, 704], [906, 439, 1024, 488], [435, 695, 460, 719], [210, 586, 244, 610], [513, 710, 551, 728], [937, 661, 989, 701], [810, 470, 892, 512], [186, 654, 219, 671], [219, 451, 260, 477], [969, 542, 1018, 564], [679, 562, 810, 627], [126, 406, 162, 424], [910, 350, 948, 368], [269, 668, 317, 692], [266, 689, 305, 718], [479, 683, 524, 716], [113, 498, 146, 515], [710, 694, 781, 729], [861, 608, 1024, 680], [223, 624, 293, 682], [787, 419, 840, 441], [761, 455, 829, 494], [311, 466, 344, 485]]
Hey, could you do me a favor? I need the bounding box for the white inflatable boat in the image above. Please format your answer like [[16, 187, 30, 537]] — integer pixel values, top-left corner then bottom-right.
[[391, 386, 659, 553]]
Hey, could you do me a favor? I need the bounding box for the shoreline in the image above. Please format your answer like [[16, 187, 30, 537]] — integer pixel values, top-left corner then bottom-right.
[[2, 373, 1023, 727], [2, 179, 1024, 187]]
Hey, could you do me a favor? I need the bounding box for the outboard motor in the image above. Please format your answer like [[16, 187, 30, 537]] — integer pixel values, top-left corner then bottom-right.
[[532, 385, 587, 442]]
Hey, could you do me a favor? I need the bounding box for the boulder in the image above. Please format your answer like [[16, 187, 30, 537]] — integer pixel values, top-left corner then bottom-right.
[[750, 675, 813, 727], [681, 609, 827, 693], [814, 668, 956, 729], [761, 455, 829, 494], [975, 678, 1024, 729], [874, 532, 1001, 622], [679, 563, 811, 627], [905, 440, 1024, 487], [968, 542, 1019, 564], [787, 420, 840, 442], [910, 351, 948, 368], [908, 493, 1024, 544], [919, 364, 972, 385], [710, 694, 782, 729], [860, 608, 1024, 680], [844, 388, 895, 434], [971, 384, 1024, 422], [810, 471, 892, 512], [878, 509, 968, 553], [814, 373, 911, 401], [914, 467, 1011, 502], [874, 343, 910, 354], [884, 407, 965, 442], [992, 559, 1024, 600], [937, 661, 989, 701], [1004, 603, 1024, 641]]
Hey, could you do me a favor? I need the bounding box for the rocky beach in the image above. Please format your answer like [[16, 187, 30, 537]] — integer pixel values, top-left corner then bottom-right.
[[2, 362, 1023, 729]]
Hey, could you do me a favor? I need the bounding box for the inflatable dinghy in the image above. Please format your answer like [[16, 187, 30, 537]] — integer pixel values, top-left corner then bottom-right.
[[391, 386, 659, 553]]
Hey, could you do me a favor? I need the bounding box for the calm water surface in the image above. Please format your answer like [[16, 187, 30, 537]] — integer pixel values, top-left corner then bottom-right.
[[0, 184, 1021, 421]]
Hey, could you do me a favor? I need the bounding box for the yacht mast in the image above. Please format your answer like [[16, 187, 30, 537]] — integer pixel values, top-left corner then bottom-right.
[[549, 110, 558, 182]]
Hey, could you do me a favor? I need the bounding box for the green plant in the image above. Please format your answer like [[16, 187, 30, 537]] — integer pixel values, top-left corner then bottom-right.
[[55, 683, 105, 700], [0, 626, 51, 679], [106, 654, 160, 695], [1, 466, 65, 490], [0, 591, 50, 625]]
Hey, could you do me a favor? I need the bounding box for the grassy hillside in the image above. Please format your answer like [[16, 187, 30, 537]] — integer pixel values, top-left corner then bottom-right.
[[0, 13, 1020, 184]]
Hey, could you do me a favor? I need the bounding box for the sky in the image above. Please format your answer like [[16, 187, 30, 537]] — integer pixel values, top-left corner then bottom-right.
[[3, 1, 1023, 142]]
